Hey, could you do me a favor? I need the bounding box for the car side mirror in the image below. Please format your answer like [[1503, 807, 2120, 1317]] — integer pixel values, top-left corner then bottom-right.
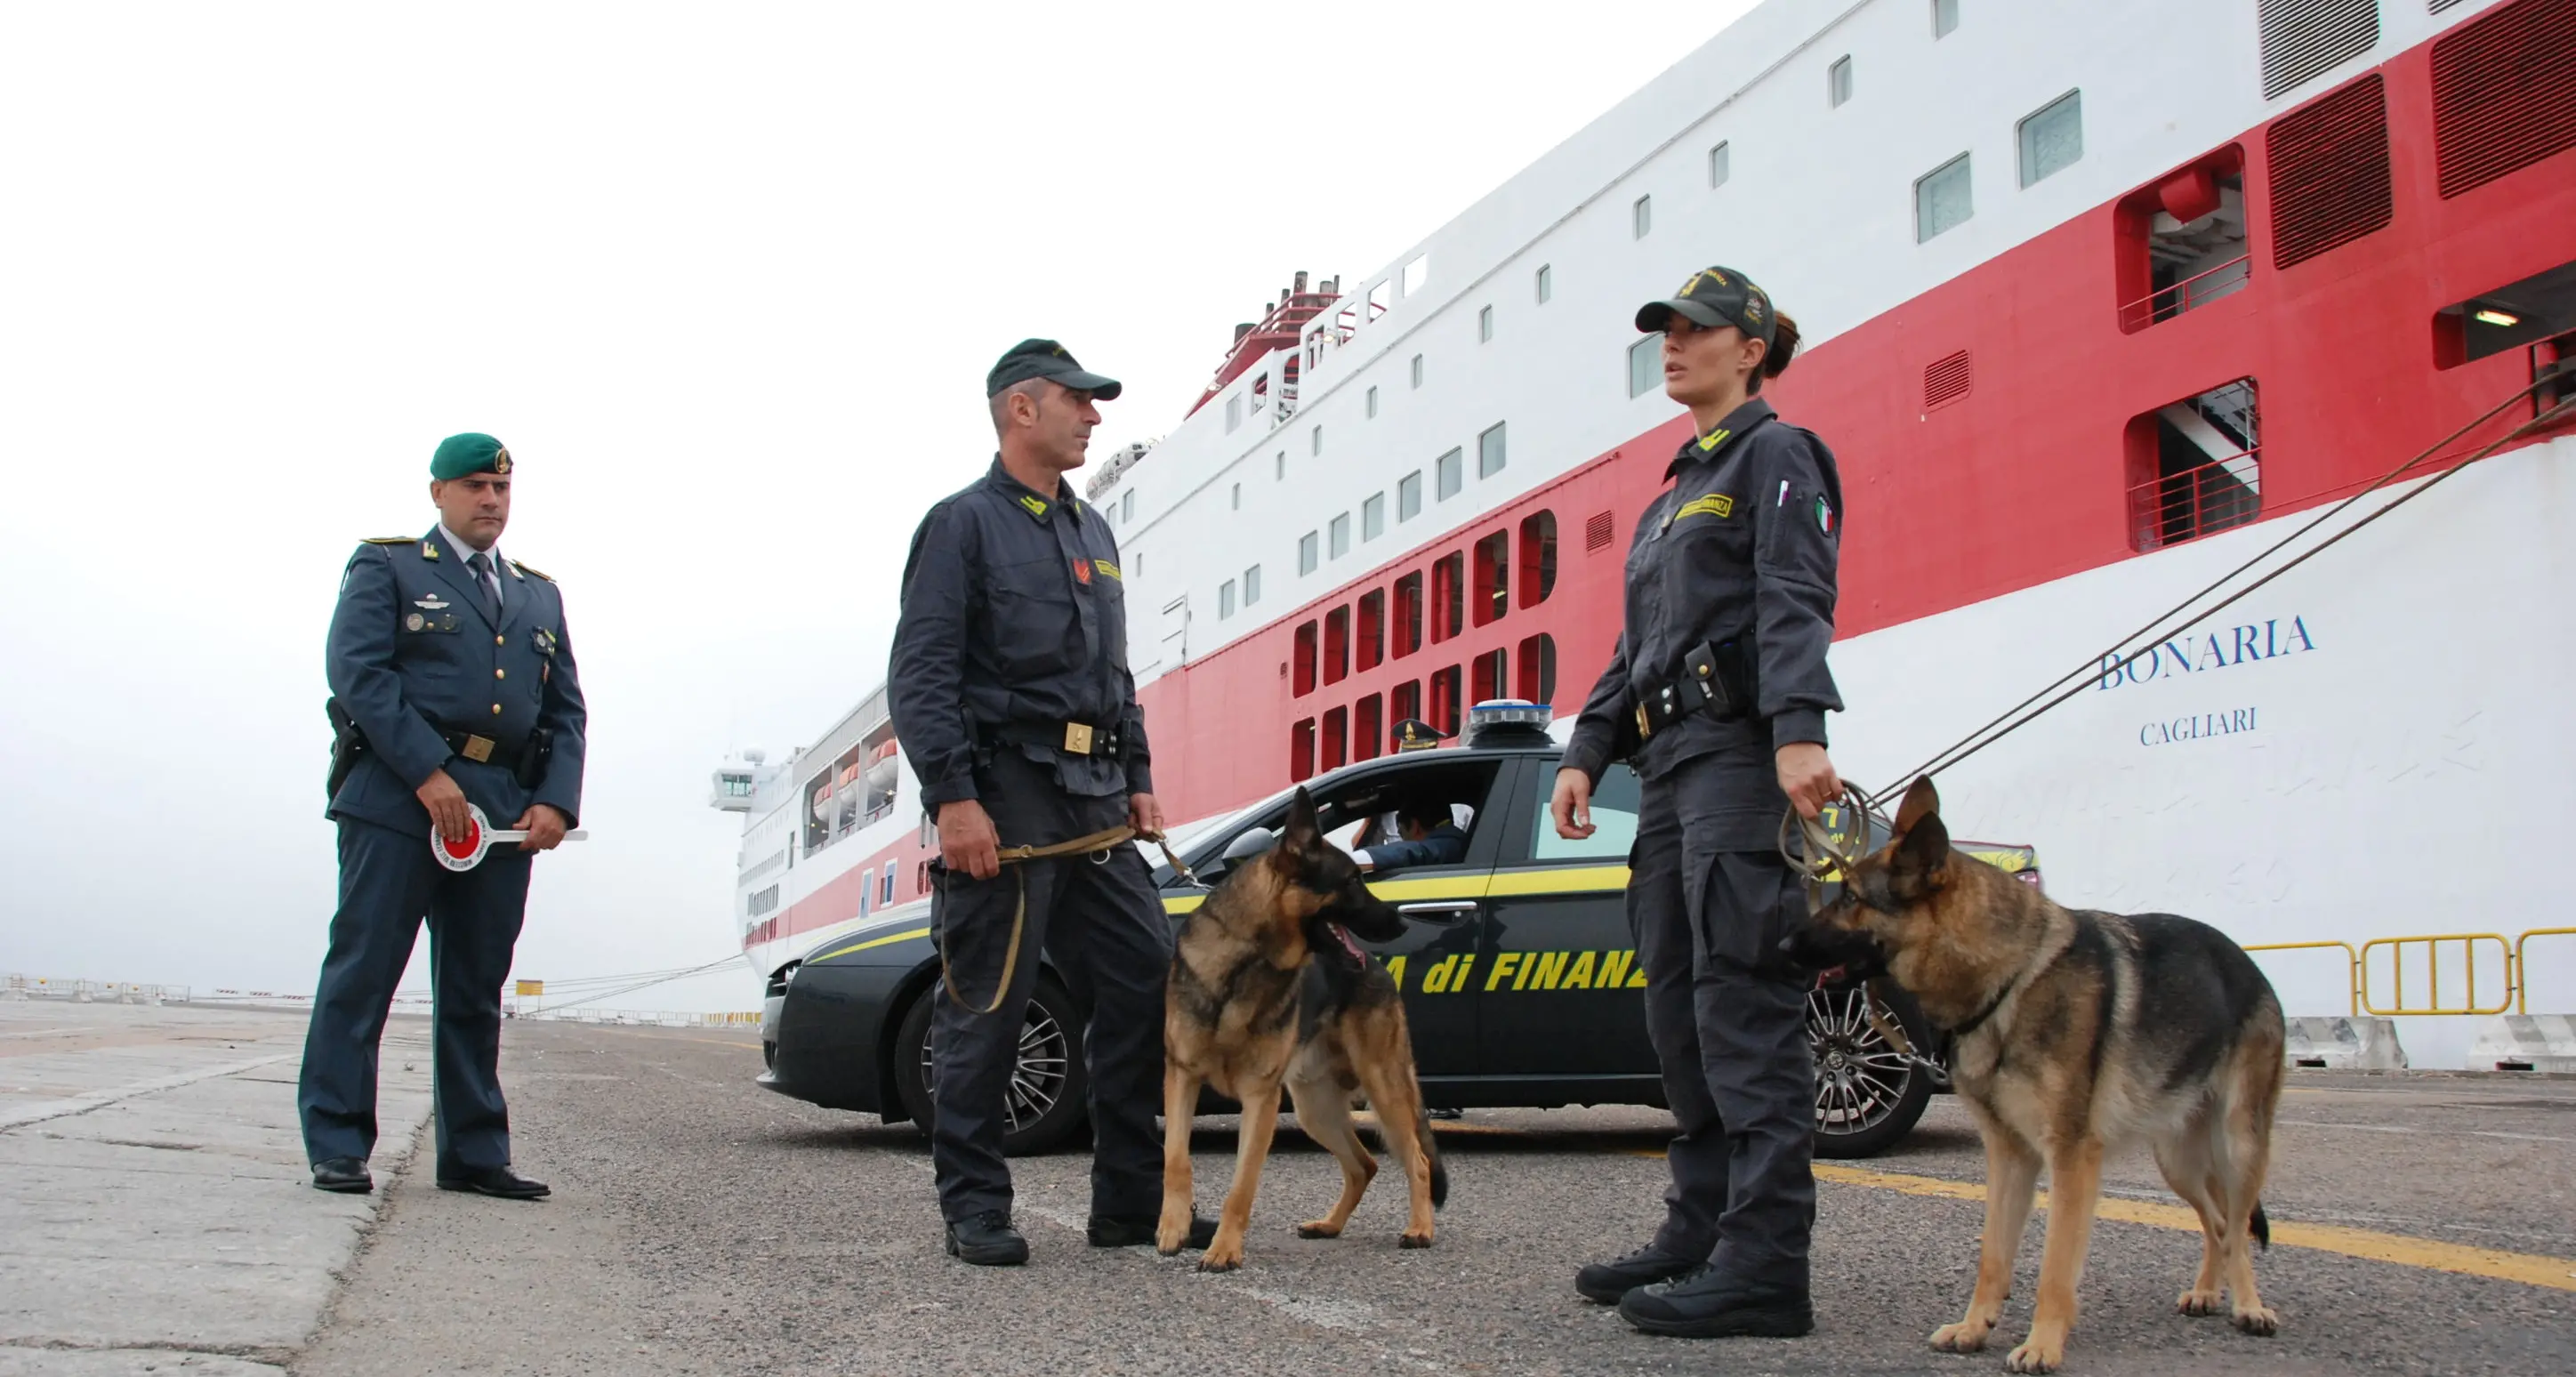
[[1220, 826, 1279, 866]]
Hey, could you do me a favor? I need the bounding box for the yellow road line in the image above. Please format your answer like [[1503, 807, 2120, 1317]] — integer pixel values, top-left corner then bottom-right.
[[1809, 1163, 2576, 1293]]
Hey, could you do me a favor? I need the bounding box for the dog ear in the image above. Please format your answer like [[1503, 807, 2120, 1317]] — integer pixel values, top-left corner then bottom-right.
[[1278, 787, 1322, 855], [1892, 803, 1952, 882], [1891, 776, 1941, 839]]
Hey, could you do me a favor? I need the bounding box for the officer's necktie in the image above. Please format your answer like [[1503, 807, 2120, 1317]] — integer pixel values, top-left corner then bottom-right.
[[466, 552, 502, 622]]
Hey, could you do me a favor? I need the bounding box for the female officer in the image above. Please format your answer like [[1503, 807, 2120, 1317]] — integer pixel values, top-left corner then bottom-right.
[[1550, 266, 1846, 1340]]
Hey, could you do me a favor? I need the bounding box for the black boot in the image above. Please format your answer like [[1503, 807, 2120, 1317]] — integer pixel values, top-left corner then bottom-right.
[[1087, 1212, 1216, 1249], [436, 1164, 550, 1200], [945, 1210, 1030, 1266], [310, 1157, 373, 1194], [1618, 1269, 1813, 1338], [1574, 1244, 1707, 1304]]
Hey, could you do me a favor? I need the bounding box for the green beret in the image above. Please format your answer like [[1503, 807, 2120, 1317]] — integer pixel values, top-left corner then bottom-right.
[[431, 432, 513, 480]]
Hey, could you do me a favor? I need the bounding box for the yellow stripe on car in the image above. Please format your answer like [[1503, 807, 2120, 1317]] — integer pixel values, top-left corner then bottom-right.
[[812, 926, 931, 962]]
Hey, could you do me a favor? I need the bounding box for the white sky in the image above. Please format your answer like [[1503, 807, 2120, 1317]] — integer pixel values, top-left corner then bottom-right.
[[0, 1, 1755, 1013]]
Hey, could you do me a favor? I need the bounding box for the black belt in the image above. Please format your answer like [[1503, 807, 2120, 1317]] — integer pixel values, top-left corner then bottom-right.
[[1634, 640, 1752, 741], [440, 729, 534, 772], [987, 720, 1125, 758]]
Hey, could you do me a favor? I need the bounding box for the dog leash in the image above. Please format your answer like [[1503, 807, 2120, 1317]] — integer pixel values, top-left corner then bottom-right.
[[937, 824, 1202, 1014], [1775, 789, 1948, 1081]]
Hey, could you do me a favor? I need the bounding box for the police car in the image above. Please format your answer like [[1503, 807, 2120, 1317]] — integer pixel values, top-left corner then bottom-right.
[[756, 702, 2039, 1159]]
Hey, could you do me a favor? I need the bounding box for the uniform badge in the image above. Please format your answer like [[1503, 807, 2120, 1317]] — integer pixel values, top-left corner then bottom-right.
[[1072, 558, 1092, 585], [1815, 497, 1836, 535], [492, 447, 511, 474], [406, 612, 425, 632], [415, 596, 449, 610]]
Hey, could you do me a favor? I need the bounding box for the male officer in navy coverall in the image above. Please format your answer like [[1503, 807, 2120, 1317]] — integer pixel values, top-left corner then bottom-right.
[[300, 432, 586, 1198], [889, 340, 1215, 1266]]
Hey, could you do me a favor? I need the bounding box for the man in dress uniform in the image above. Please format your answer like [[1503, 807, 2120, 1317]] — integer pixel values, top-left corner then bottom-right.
[[300, 432, 586, 1198], [889, 340, 1215, 1266]]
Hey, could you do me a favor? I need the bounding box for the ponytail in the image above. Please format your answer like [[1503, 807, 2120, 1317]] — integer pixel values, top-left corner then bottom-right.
[[1746, 311, 1801, 393]]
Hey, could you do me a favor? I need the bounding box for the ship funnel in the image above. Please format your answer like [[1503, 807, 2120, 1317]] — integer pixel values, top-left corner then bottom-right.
[[1294, 270, 1309, 294], [1234, 322, 1253, 343]]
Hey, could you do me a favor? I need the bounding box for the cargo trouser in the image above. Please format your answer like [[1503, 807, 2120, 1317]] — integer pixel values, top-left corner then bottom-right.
[[1628, 750, 1817, 1284], [929, 748, 1172, 1224]]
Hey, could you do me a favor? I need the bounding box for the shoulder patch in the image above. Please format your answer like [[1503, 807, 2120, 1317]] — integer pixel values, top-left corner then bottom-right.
[[509, 560, 555, 583], [361, 536, 411, 545]]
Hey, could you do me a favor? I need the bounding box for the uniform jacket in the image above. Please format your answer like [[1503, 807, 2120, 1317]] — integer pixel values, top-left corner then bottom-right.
[[890, 457, 1149, 807], [1360, 823, 1469, 872], [1563, 397, 1843, 793], [326, 529, 588, 838]]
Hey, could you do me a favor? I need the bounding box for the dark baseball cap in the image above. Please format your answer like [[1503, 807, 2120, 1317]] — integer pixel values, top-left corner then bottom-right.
[[1635, 266, 1777, 347], [986, 338, 1123, 400]]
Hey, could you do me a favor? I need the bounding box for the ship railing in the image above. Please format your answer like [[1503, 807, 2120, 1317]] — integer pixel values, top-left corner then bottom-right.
[[2117, 253, 2251, 331], [2127, 448, 2262, 552]]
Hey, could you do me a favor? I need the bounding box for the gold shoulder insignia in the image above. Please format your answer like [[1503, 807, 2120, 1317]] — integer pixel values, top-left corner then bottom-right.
[[361, 536, 411, 545], [510, 560, 555, 583]]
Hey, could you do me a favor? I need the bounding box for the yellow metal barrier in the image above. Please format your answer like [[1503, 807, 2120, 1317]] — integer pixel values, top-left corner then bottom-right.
[[2514, 928, 2576, 1015], [2358, 933, 2516, 1017], [2242, 941, 2362, 1017]]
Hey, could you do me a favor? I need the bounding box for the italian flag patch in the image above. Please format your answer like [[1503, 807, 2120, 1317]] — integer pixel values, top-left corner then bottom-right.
[[1814, 497, 1835, 534]]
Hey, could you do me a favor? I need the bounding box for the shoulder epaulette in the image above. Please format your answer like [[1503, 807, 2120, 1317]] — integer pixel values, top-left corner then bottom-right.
[[510, 560, 555, 583], [361, 536, 411, 545]]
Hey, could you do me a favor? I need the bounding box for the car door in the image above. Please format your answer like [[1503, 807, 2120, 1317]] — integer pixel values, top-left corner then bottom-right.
[[1474, 759, 1658, 1083]]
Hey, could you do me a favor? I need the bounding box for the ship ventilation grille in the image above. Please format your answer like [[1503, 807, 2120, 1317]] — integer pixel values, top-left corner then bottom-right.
[[2267, 74, 2394, 270], [1585, 511, 1617, 552], [1923, 350, 1973, 411], [2258, 0, 2379, 100], [2432, 0, 2576, 199], [2427, 0, 2471, 12]]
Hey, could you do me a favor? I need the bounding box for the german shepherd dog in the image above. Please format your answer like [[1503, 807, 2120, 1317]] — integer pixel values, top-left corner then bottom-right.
[[1786, 777, 2285, 1373], [1156, 787, 1449, 1271]]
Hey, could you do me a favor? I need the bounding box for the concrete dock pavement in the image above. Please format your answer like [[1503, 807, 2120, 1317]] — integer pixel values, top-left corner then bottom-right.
[[0, 1001, 431, 1374]]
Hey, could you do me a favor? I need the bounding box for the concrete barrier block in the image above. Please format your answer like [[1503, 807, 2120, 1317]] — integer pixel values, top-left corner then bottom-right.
[[2467, 1014, 2576, 1072], [2283, 1016, 2409, 1070]]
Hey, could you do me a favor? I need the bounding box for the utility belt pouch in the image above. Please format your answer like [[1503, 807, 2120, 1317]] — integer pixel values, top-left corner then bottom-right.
[[325, 697, 368, 801], [1635, 640, 1757, 740], [517, 727, 554, 790]]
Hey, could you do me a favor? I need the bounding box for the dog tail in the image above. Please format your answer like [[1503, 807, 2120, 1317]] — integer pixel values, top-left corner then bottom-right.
[[2249, 1201, 2270, 1252]]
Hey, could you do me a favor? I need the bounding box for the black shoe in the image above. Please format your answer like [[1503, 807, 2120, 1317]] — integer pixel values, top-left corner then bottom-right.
[[435, 1164, 550, 1200], [946, 1210, 1030, 1266], [310, 1157, 373, 1194], [1087, 1212, 1217, 1250], [1618, 1270, 1814, 1339], [1574, 1244, 1706, 1304]]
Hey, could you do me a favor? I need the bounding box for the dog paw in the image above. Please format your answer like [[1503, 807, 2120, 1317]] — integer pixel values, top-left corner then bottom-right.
[[1198, 1241, 1244, 1273], [1156, 1244, 1183, 1258], [2232, 1304, 2279, 1337], [2003, 1338, 2063, 1373], [2176, 1288, 2225, 1316], [1294, 1220, 1343, 1239], [1928, 1321, 1991, 1353], [1397, 1230, 1434, 1250]]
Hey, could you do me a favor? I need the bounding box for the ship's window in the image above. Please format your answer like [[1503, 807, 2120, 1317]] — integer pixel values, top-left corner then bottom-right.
[[1437, 447, 1464, 501], [1479, 422, 1508, 478], [1536, 264, 1552, 303], [1291, 718, 1316, 783], [1220, 579, 1236, 620], [2018, 91, 2081, 188], [1516, 632, 1558, 705], [1629, 335, 1662, 398], [1357, 590, 1386, 671], [1225, 395, 1242, 433], [1478, 304, 1494, 342], [1472, 530, 1509, 628], [1429, 664, 1465, 737], [1231, 482, 1241, 511], [1411, 353, 1424, 389], [2258, 0, 2379, 101], [1277, 451, 1288, 479], [1932, 0, 1959, 38], [1518, 511, 1558, 608], [1251, 374, 1270, 427], [1709, 141, 1731, 187], [1322, 707, 1348, 771], [1394, 573, 1424, 658], [2125, 378, 2261, 552], [1330, 512, 1351, 560], [1244, 564, 1262, 606], [1916, 153, 1973, 241], [1471, 647, 1508, 705], [1632, 194, 1653, 239], [1399, 471, 1423, 520], [916, 860, 931, 894], [1367, 279, 1392, 320], [1829, 56, 1853, 108], [1430, 552, 1465, 643], [1293, 620, 1318, 696], [1391, 680, 1422, 730], [1312, 426, 1323, 456], [1403, 254, 1429, 296], [1363, 493, 1386, 542], [1122, 490, 1136, 522], [2115, 145, 2250, 332], [2435, 259, 2576, 368], [1324, 607, 1350, 686], [1299, 531, 1319, 575], [1354, 694, 1384, 761]]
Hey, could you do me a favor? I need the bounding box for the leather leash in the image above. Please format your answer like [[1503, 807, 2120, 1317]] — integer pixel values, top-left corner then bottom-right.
[[937, 824, 1201, 1014]]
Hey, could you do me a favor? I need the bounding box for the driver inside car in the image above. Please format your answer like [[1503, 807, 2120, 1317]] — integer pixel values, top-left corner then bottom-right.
[[1352, 800, 1469, 874]]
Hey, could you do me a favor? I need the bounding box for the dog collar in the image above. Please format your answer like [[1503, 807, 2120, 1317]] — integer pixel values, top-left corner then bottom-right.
[[1942, 970, 2021, 1039]]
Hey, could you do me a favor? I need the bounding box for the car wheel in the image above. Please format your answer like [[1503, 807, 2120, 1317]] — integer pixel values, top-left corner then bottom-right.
[[1808, 978, 1935, 1159], [892, 973, 1089, 1156]]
